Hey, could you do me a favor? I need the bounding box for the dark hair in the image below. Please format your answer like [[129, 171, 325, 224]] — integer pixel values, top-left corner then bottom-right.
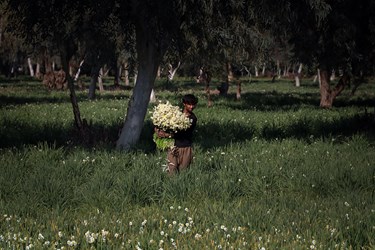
[[182, 94, 198, 105]]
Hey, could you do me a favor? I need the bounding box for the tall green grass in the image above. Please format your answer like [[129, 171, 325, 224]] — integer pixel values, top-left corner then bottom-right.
[[0, 76, 374, 249]]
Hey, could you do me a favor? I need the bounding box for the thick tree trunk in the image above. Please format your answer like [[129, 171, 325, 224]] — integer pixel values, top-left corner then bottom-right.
[[319, 70, 333, 108], [319, 69, 350, 108], [116, 19, 165, 150]]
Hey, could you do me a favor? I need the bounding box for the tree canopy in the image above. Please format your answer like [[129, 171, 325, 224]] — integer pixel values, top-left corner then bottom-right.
[[3, 0, 375, 148]]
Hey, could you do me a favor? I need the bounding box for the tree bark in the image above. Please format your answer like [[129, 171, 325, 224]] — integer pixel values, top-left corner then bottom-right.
[[116, 18, 166, 151], [123, 60, 130, 86], [27, 58, 35, 77], [319, 69, 350, 108], [167, 61, 181, 81], [98, 67, 104, 92], [261, 63, 266, 76], [150, 89, 156, 103], [295, 63, 302, 87], [59, 42, 84, 133], [236, 79, 241, 100], [88, 65, 101, 100], [74, 59, 85, 81]]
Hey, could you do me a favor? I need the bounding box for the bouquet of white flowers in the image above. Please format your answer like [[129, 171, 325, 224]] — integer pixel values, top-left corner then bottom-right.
[[151, 101, 192, 150]]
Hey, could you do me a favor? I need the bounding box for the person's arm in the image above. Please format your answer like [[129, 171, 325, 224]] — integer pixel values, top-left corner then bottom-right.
[[154, 127, 173, 138]]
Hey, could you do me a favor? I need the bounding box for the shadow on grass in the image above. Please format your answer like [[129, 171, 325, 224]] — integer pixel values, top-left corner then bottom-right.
[[209, 91, 375, 111], [0, 89, 132, 106], [1, 112, 373, 151]]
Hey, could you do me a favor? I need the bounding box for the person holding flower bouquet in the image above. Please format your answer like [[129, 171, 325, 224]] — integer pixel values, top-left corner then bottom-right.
[[154, 94, 198, 174]]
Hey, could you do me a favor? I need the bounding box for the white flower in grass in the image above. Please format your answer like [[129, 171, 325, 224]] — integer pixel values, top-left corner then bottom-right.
[[85, 231, 96, 244], [38, 233, 44, 240], [67, 240, 77, 247], [25, 244, 33, 250]]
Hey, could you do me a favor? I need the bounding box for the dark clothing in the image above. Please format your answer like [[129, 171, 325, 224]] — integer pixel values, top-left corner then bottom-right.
[[167, 112, 197, 175], [173, 112, 197, 147]]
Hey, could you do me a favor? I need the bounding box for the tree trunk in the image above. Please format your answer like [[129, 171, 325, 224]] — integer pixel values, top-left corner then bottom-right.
[[255, 66, 259, 77], [226, 62, 233, 83], [35, 63, 41, 79], [59, 42, 84, 133], [157, 65, 161, 78], [114, 63, 121, 87], [167, 61, 181, 81], [0, 15, 2, 47], [74, 59, 85, 81], [123, 60, 130, 86], [261, 63, 266, 76], [88, 65, 101, 100], [116, 18, 166, 151], [27, 58, 34, 77], [295, 63, 303, 87], [150, 89, 156, 103], [276, 60, 281, 79], [44, 51, 53, 73], [98, 67, 104, 92], [319, 69, 350, 108], [236, 79, 241, 100], [319, 70, 333, 108]]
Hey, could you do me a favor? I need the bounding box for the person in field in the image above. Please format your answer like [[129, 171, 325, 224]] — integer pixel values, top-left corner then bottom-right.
[[155, 94, 198, 174]]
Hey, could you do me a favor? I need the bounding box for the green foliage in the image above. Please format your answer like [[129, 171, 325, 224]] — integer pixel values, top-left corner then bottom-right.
[[0, 77, 374, 249], [153, 133, 174, 151]]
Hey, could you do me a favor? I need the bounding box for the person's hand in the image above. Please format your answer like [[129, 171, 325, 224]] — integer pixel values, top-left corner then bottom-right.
[[155, 128, 173, 138]]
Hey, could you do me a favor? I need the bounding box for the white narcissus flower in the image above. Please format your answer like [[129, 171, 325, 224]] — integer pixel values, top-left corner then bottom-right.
[[151, 101, 191, 133]]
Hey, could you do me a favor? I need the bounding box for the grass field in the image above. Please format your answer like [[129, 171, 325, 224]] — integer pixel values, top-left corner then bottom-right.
[[0, 75, 374, 249]]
